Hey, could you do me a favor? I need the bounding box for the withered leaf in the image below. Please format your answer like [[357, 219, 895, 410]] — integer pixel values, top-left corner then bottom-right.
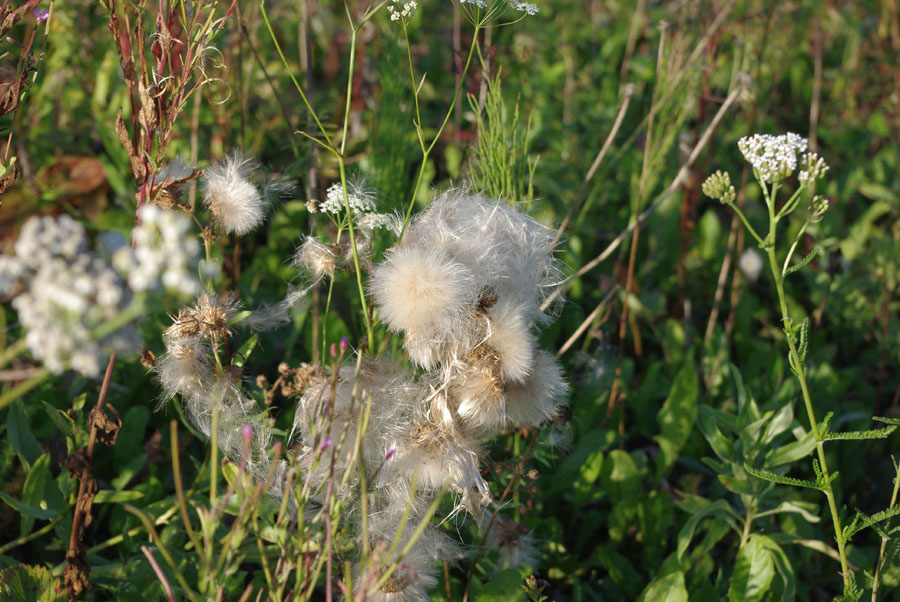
[[88, 403, 122, 447]]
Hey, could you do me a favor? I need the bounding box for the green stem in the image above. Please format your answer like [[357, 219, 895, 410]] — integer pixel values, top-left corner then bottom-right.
[[0, 513, 64, 555], [763, 208, 850, 588], [0, 368, 51, 412], [340, 29, 358, 156], [872, 461, 900, 601], [259, 1, 333, 148], [339, 160, 374, 351], [729, 203, 765, 247], [399, 23, 481, 241]]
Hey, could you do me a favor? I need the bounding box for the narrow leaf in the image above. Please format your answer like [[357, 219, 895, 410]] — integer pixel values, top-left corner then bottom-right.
[[744, 463, 823, 490], [785, 246, 819, 276], [822, 425, 897, 441]]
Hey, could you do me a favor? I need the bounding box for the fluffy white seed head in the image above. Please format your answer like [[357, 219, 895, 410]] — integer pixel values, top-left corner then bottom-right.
[[505, 350, 568, 427], [483, 516, 539, 570], [202, 152, 267, 236], [484, 299, 534, 383], [372, 246, 476, 368], [294, 237, 338, 281]]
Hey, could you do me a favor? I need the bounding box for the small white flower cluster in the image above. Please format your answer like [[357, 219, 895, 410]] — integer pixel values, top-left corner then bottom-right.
[[0, 215, 137, 377], [459, 0, 539, 15], [798, 152, 829, 185], [112, 205, 203, 296], [701, 170, 737, 204], [202, 152, 269, 236], [318, 182, 393, 232], [387, 0, 417, 21], [737, 133, 808, 183]]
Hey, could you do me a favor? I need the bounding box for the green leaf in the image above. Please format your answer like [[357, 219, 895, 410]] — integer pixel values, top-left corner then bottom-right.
[[743, 463, 823, 490], [470, 569, 526, 602], [0, 491, 58, 520], [93, 489, 145, 504], [844, 505, 900, 542], [822, 425, 897, 441], [20, 454, 63, 537], [233, 333, 259, 368], [654, 364, 698, 476], [7, 400, 41, 469], [757, 535, 796, 602], [764, 430, 816, 468], [637, 570, 688, 602], [729, 535, 776, 602], [874, 416, 900, 426], [0, 564, 66, 602], [760, 403, 794, 445], [41, 400, 76, 440], [754, 501, 821, 523], [785, 247, 819, 276], [697, 406, 736, 463], [677, 499, 740, 562]]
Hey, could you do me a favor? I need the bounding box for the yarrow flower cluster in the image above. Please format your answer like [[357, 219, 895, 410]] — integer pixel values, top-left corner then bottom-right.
[[111, 204, 203, 296], [737, 133, 808, 183], [798, 152, 829, 185], [701, 170, 736, 204], [459, 0, 539, 15], [0, 215, 138, 377], [316, 181, 393, 232], [386, 0, 417, 21]]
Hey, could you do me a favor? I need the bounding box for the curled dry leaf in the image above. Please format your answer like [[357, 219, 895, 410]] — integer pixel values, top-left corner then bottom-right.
[[88, 403, 122, 446]]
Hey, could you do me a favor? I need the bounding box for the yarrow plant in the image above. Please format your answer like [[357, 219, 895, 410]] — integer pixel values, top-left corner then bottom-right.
[[704, 133, 899, 601]]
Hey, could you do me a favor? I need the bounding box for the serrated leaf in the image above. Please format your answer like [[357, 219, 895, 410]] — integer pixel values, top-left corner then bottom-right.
[[874, 416, 900, 426], [822, 425, 897, 441], [729, 534, 776, 602], [844, 505, 900, 542], [743, 463, 823, 490], [785, 247, 819, 276], [797, 318, 809, 364]]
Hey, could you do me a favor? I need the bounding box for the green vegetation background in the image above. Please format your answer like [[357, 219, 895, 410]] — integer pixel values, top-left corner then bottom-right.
[[2, 0, 900, 600]]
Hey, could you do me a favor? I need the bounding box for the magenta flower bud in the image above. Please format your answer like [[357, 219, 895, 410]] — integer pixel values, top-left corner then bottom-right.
[[317, 436, 334, 452], [273, 441, 282, 454], [330, 343, 338, 358], [242, 424, 253, 439], [385, 448, 396, 461], [340, 336, 349, 352]]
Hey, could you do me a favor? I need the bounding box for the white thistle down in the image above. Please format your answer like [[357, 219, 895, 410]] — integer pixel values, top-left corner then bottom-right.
[[202, 151, 268, 235]]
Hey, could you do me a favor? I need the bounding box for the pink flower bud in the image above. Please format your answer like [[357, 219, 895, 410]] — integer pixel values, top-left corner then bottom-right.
[[242, 424, 253, 439], [317, 436, 334, 452], [340, 336, 349, 352], [385, 448, 396, 460], [330, 343, 338, 358]]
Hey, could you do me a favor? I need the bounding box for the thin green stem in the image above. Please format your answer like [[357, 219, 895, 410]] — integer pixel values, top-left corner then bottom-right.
[[729, 203, 765, 246], [0, 338, 28, 369], [0, 513, 64, 555], [762, 213, 851, 588], [259, 1, 333, 148], [339, 161, 375, 351], [739, 504, 754, 548], [0, 368, 51, 412], [340, 29, 358, 156], [399, 23, 481, 241], [872, 461, 900, 601], [781, 220, 810, 277], [210, 404, 219, 509]]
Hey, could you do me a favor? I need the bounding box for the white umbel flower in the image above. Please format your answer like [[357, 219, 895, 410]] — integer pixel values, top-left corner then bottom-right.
[[737, 133, 807, 182], [202, 151, 268, 235]]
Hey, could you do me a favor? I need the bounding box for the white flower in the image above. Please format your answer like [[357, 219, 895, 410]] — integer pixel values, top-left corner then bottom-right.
[[356, 211, 394, 231], [3, 215, 137, 377], [320, 181, 377, 215], [458, 0, 538, 15], [113, 205, 203, 296], [387, 0, 417, 21], [202, 151, 268, 235], [737, 133, 808, 182], [798, 152, 829, 185]]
